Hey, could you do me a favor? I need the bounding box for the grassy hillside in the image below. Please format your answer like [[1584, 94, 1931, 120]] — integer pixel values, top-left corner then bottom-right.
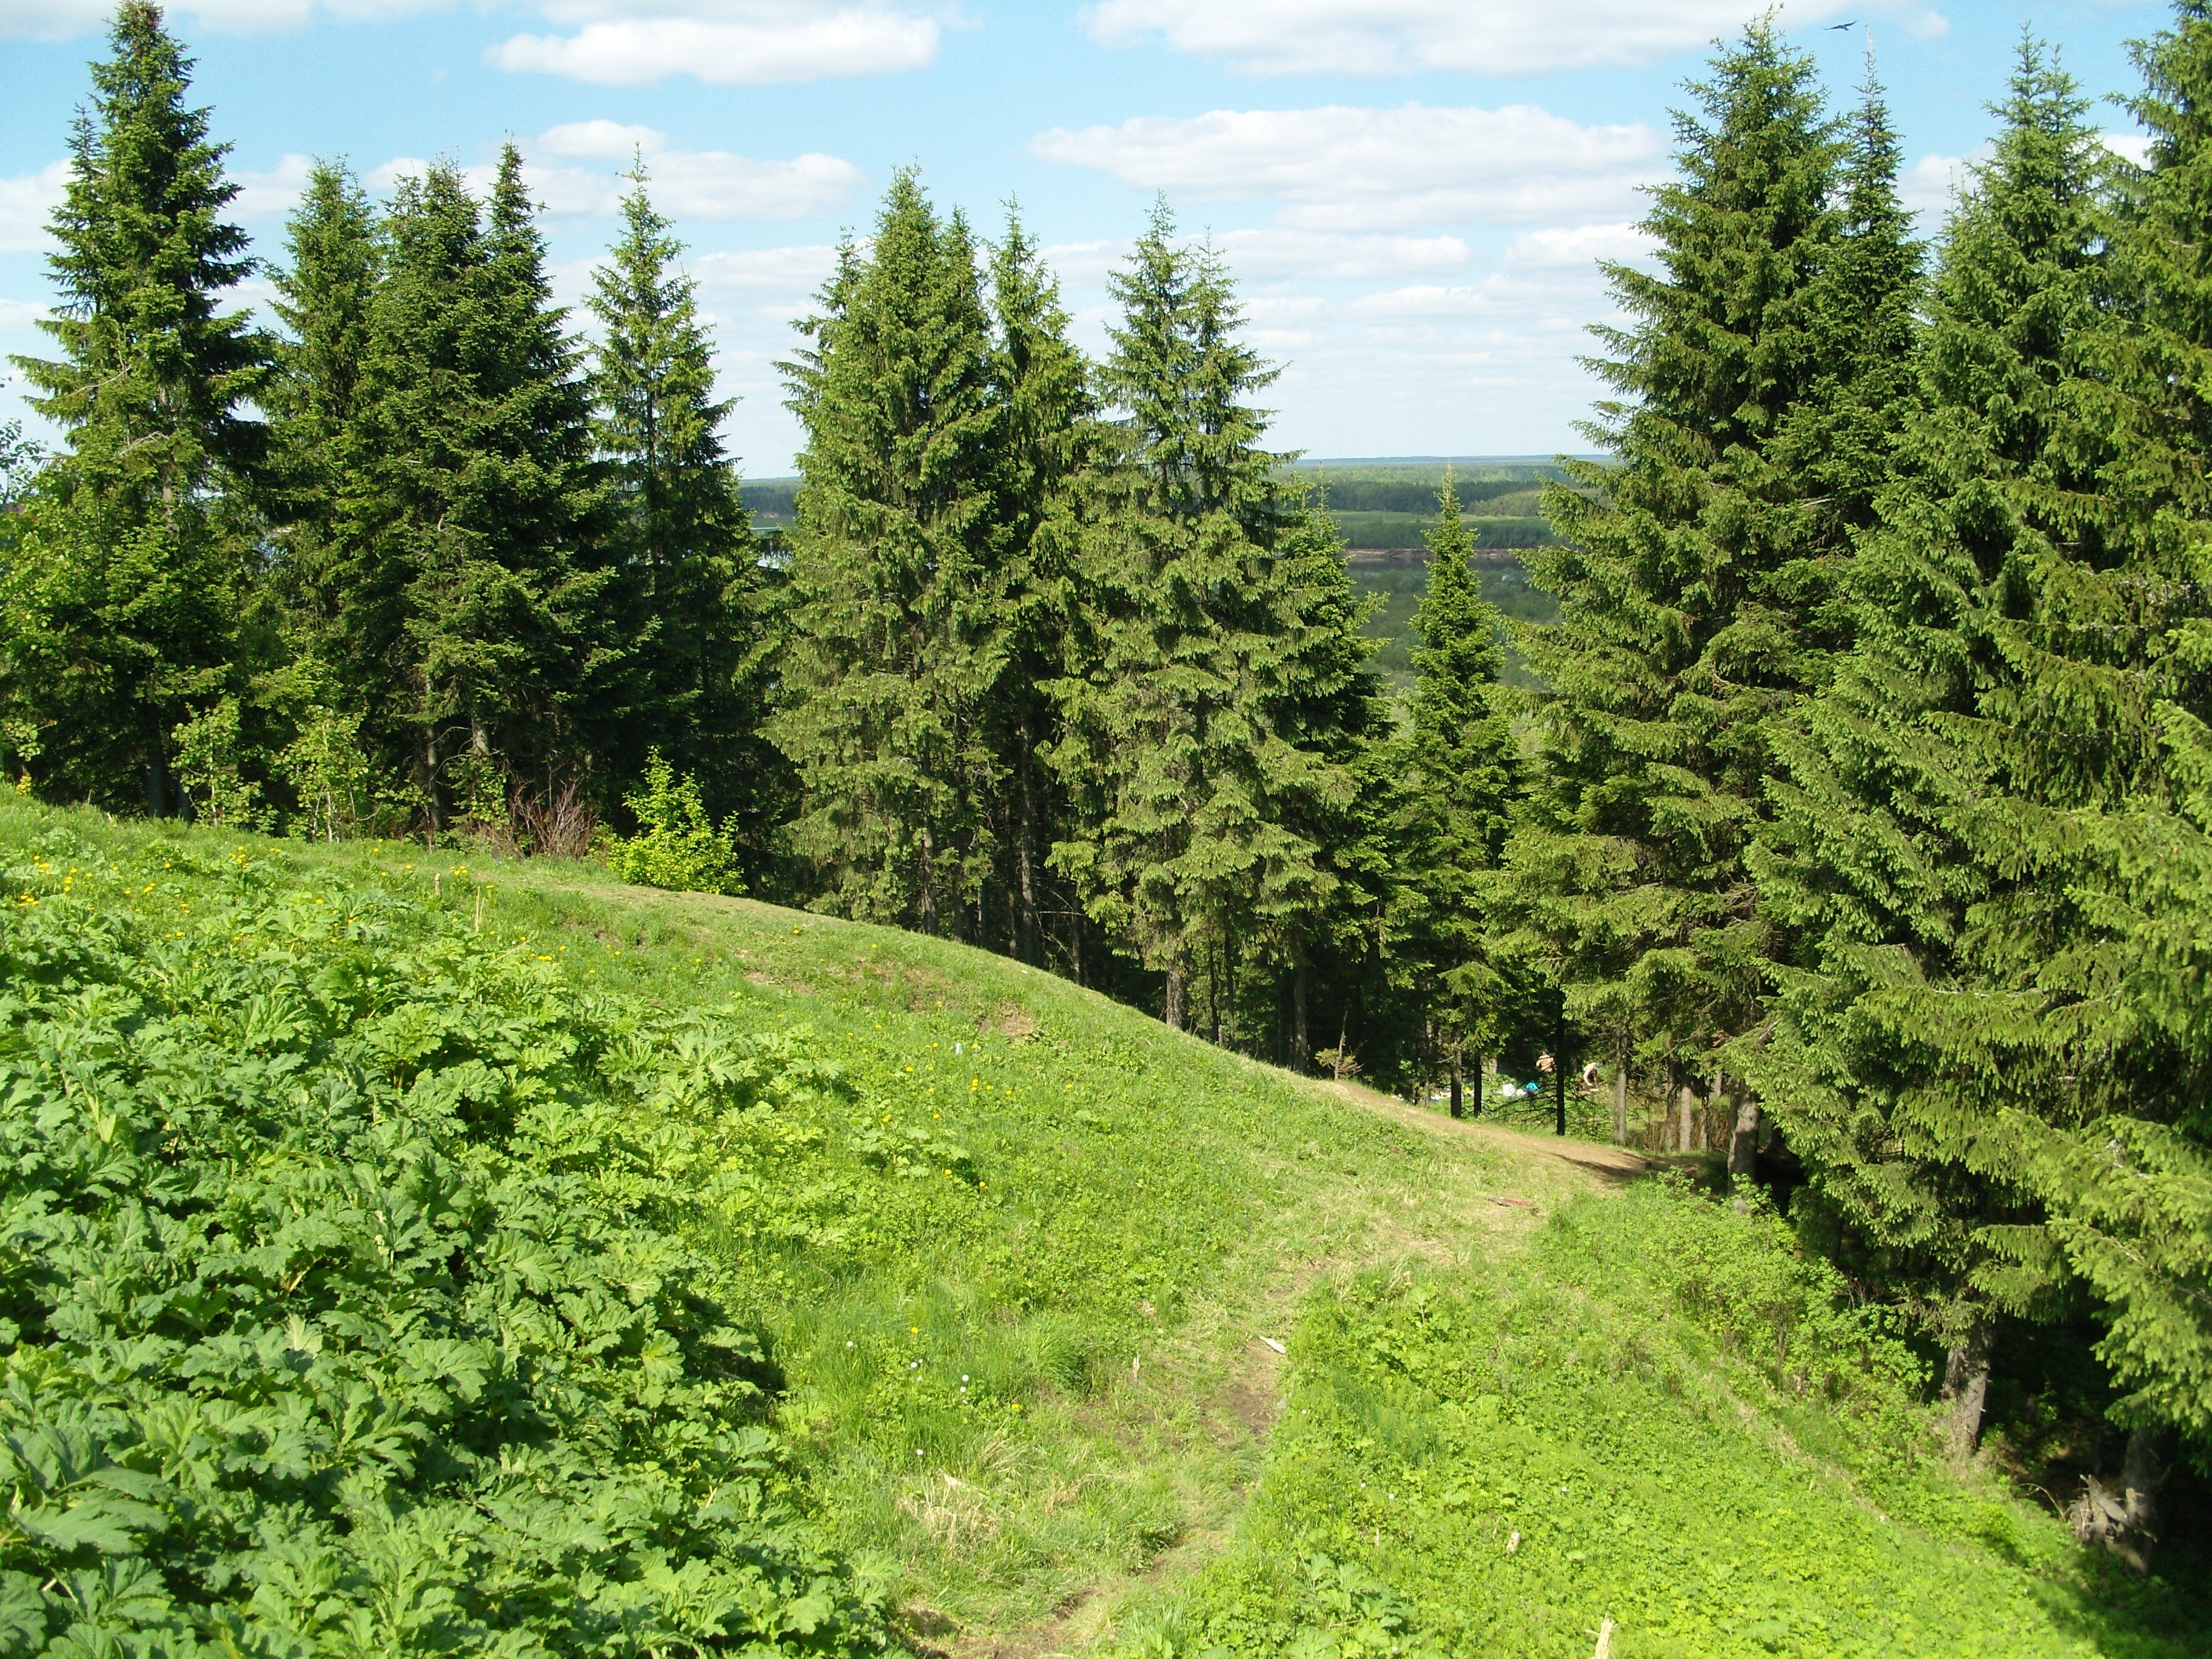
[[4, 798, 2204, 1657]]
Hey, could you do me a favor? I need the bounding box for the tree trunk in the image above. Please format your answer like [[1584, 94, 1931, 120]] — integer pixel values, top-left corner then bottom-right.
[[1291, 954, 1311, 1070], [424, 733, 443, 843], [1553, 1004, 1567, 1136], [1727, 1084, 1760, 1204], [1677, 1085, 1697, 1155], [1448, 1049, 1463, 1120], [2071, 1424, 2170, 1574], [1942, 1316, 1993, 1464], [1016, 717, 1039, 965], [144, 754, 166, 819], [1611, 1040, 1629, 1146], [1164, 965, 1185, 1031]]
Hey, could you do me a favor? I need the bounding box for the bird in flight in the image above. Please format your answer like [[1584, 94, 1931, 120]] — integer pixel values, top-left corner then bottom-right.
[[1828, 20, 1858, 28]]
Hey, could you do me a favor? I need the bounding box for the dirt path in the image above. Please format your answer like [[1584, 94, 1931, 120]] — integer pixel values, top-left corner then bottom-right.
[[951, 1074, 1648, 1658]]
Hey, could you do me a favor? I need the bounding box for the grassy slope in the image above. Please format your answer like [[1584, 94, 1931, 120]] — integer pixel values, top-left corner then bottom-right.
[[8, 799, 2205, 1658]]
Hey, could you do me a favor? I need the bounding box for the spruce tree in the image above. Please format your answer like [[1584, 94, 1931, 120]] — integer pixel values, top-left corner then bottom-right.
[[588, 163, 776, 863], [1978, 6, 2212, 1454], [1051, 202, 1376, 1034], [268, 158, 377, 649], [2, 1, 267, 813], [1748, 38, 2115, 1453], [1388, 480, 1524, 1114], [333, 148, 605, 829], [1506, 21, 1865, 1129], [986, 205, 1093, 966], [770, 172, 1004, 933]]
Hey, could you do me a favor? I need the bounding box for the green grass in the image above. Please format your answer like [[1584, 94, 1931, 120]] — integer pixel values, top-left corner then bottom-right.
[[2, 796, 2203, 1657]]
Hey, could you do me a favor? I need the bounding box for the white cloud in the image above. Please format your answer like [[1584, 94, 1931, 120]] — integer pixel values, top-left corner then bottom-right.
[[1033, 104, 1664, 232], [489, 3, 939, 86], [369, 132, 859, 221], [232, 153, 316, 221], [2103, 131, 2153, 170], [1506, 223, 1650, 269], [0, 0, 444, 39], [692, 244, 842, 297], [538, 119, 669, 161], [1082, 0, 1902, 77], [646, 149, 861, 218], [0, 161, 68, 255], [1209, 228, 1468, 280]]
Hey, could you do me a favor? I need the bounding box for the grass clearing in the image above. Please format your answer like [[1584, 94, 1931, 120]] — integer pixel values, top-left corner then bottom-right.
[[3, 797, 2204, 1657]]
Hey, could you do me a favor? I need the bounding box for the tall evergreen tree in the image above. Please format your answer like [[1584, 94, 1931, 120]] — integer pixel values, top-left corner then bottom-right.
[[1749, 38, 2117, 1455], [1051, 202, 1376, 1034], [771, 172, 1004, 933], [333, 149, 606, 829], [267, 158, 377, 653], [588, 163, 777, 863], [1, 1, 267, 813], [1507, 22, 1881, 1128], [987, 204, 1093, 967], [1387, 480, 1525, 1114]]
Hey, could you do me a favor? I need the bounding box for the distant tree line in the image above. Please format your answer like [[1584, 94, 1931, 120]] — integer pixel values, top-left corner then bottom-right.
[[5, 2, 2211, 1532]]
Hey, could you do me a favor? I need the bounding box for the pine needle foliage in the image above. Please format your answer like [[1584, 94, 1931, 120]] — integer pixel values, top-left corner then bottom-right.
[[1509, 21, 1912, 1081], [588, 164, 778, 859], [1050, 202, 1378, 1034], [1748, 38, 2119, 1372], [984, 206, 1093, 967], [332, 150, 609, 828], [1387, 480, 1526, 1096], [1, 1, 269, 816], [772, 172, 1005, 936]]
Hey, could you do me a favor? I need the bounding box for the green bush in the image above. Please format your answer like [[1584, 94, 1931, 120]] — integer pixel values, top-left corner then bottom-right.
[[602, 752, 745, 895], [0, 825, 883, 1654]]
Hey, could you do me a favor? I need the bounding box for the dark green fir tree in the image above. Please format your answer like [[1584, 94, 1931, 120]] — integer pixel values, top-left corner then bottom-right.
[[1388, 480, 1525, 1116], [987, 204, 1093, 967], [2, 1, 269, 813], [770, 172, 1004, 934], [333, 148, 606, 831], [1051, 201, 1377, 1038], [267, 158, 377, 655], [1506, 21, 1876, 1139], [588, 162, 779, 867], [1749, 36, 2117, 1457]]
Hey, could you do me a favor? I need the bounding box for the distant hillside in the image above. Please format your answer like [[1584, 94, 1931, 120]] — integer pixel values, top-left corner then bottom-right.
[[740, 462, 1569, 688]]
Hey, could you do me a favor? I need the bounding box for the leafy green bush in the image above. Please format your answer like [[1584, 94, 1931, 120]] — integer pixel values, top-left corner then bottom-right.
[[602, 753, 744, 895], [0, 826, 883, 1654]]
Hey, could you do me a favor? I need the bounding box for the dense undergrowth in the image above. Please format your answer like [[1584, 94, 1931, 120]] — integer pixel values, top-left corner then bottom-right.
[[1119, 1186, 2211, 1658], [0, 817, 888, 1655]]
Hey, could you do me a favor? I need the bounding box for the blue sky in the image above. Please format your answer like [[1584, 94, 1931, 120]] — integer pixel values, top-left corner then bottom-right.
[[0, 2, 2176, 476]]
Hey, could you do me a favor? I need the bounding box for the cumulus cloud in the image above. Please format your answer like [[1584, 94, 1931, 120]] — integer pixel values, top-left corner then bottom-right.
[[371, 130, 860, 221], [2103, 130, 2153, 170], [1033, 104, 1663, 232], [1506, 223, 1650, 270], [489, 2, 939, 86], [0, 0, 446, 39], [1081, 0, 1940, 78], [692, 244, 843, 297], [233, 153, 317, 221], [0, 0, 940, 79], [0, 161, 68, 254]]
